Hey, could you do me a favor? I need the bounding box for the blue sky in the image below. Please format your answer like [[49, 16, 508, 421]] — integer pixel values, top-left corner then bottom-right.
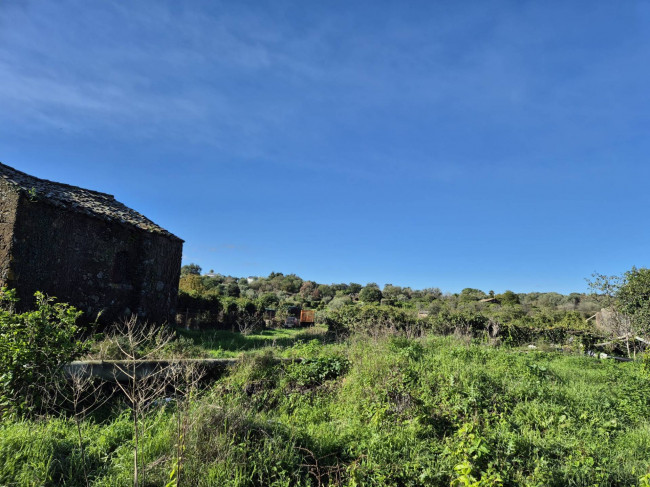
[[1, 0, 649, 294]]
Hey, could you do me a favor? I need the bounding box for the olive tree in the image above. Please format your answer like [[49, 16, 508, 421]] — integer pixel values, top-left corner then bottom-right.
[[618, 267, 650, 339], [588, 268, 650, 357], [180, 263, 202, 277], [359, 283, 382, 304]]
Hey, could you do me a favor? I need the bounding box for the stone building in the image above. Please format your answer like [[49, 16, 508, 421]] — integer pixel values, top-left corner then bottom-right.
[[0, 162, 183, 324]]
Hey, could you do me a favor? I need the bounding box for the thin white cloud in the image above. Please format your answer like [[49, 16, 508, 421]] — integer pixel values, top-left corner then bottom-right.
[[1, 0, 648, 182]]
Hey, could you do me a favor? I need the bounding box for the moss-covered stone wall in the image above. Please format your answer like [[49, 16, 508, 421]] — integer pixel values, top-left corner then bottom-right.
[[0, 179, 19, 286], [10, 194, 181, 324]]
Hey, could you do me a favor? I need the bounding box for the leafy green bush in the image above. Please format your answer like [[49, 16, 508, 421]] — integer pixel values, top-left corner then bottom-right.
[[498, 311, 592, 345], [322, 304, 422, 337], [285, 355, 350, 388], [322, 302, 598, 349], [618, 267, 650, 337], [432, 310, 489, 336], [0, 288, 85, 417], [177, 290, 222, 315]]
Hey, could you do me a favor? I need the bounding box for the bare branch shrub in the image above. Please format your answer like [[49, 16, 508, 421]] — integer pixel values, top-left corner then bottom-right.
[[297, 446, 344, 487], [105, 315, 177, 487], [236, 310, 263, 335]]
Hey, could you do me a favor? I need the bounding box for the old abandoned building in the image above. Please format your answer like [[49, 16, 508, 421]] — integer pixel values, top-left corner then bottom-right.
[[0, 162, 183, 324]]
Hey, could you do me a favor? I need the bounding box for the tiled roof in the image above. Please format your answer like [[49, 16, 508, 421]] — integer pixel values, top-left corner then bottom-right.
[[0, 162, 182, 241]]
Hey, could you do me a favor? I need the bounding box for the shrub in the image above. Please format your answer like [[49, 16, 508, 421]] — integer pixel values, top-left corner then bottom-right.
[[285, 355, 350, 388], [322, 304, 423, 338], [433, 310, 489, 337], [0, 289, 85, 418]]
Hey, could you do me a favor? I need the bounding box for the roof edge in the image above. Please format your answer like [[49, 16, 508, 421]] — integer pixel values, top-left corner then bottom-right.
[[0, 162, 116, 200], [0, 161, 184, 243]]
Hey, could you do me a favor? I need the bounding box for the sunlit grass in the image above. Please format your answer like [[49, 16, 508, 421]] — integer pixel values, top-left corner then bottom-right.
[[174, 324, 328, 358], [3, 333, 650, 486]]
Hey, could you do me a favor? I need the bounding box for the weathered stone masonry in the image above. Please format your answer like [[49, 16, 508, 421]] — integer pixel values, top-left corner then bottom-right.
[[0, 162, 183, 324]]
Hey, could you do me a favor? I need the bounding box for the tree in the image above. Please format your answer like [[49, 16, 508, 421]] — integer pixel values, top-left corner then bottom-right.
[[258, 293, 280, 309], [225, 282, 241, 298], [300, 281, 317, 300], [618, 267, 650, 339], [421, 287, 442, 300], [328, 295, 352, 309], [236, 307, 263, 335], [566, 293, 582, 310], [359, 283, 382, 304], [310, 287, 322, 301], [497, 290, 520, 306], [459, 288, 487, 302], [180, 263, 202, 277], [587, 272, 634, 356], [537, 292, 564, 309], [348, 283, 363, 295], [178, 275, 206, 294], [105, 317, 178, 487], [382, 284, 402, 300], [331, 283, 349, 293], [280, 274, 303, 294], [317, 284, 335, 300], [201, 275, 220, 291]]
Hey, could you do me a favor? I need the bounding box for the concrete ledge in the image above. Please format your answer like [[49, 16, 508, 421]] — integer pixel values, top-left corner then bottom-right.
[[64, 358, 300, 382]]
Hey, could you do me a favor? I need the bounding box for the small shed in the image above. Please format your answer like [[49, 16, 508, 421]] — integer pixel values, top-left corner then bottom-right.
[[300, 309, 315, 325], [0, 162, 183, 324]]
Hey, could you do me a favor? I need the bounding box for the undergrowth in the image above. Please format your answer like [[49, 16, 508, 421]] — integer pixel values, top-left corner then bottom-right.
[[1, 335, 650, 486]]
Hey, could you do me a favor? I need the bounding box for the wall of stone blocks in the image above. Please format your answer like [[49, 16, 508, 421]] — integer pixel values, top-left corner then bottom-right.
[[0, 179, 19, 286], [10, 194, 181, 325]]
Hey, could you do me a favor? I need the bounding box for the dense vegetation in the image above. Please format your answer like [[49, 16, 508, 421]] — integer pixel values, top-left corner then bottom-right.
[[0, 288, 84, 419], [177, 265, 603, 344], [179, 265, 600, 317], [1, 267, 650, 485], [1, 332, 650, 486]]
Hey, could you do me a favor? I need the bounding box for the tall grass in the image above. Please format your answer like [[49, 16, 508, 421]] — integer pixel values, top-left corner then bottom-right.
[[1, 335, 649, 486]]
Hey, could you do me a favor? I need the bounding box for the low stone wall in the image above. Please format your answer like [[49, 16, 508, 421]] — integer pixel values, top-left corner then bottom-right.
[[64, 358, 300, 382]]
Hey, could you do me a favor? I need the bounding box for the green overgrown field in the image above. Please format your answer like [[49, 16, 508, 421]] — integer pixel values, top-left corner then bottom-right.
[[2, 333, 650, 486]]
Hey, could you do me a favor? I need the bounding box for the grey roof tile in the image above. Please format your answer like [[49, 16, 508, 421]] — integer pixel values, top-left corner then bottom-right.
[[0, 162, 182, 241]]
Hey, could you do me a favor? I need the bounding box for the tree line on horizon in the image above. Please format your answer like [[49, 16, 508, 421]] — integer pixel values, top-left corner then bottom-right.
[[177, 263, 605, 341], [178, 263, 650, 359], [179, 262, 599, 315]]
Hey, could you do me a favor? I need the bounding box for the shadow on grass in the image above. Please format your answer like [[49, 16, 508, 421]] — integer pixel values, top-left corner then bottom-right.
[[175, 326, 327, 356]]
